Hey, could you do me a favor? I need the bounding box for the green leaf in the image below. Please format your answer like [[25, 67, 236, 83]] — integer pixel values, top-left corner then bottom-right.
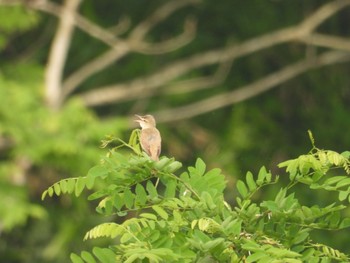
[[335, 178, 350, 189], [339, 218, 350, 228], [301, 248, 315, 261], [135, 184, 147, 206], [246, 252, 269, 262], [59, 179, 68, 194], [48, 187, 54, 197], [129, 129, 140, 149], [324, 176, 346, 186], [86, 175, 95, 190], [246, 171, 257, 191], [53, 183, 61, 196], [92, 247, 116, 263], [81, 251, 96, 263], [164, 179, 177, 198], [311, 171, 324, 183], [41, 191, 47, 201], [67, 178, 76, 193], [146, 181, 158, 199], [195, 158, 206, 176], [341, 151, 350, 159], [140, 213, 157, 220], [120, 233, 134, 243], [201, 191, 216, 210], [87, 165, 108, 179], [75, 177, 86, 197], [165, 160, 182, 173], [327, 151, 344, 166], [236, 180, 248, 198], [224, 219, 242, 236], [152, 205, 168, 220], [292, 231, 309, 244], [124, 189, 135, 209], [257, 166, 267, 185], [275, 188, 287, 203], [113, 194, 124, 211], [70, 253, 84, 263], [338, 190, 349, 201], [154, 157, 172, 170]]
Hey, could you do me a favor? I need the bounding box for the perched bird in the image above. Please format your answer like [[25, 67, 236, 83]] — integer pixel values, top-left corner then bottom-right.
[[135, 114, 161, 161]]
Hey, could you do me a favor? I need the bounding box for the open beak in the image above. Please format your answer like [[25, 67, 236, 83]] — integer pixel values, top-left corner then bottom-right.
[[134, 114, 144, 123]]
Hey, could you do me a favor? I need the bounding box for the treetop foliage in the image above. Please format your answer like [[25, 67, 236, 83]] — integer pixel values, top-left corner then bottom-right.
[[43, 131, 350, 262]]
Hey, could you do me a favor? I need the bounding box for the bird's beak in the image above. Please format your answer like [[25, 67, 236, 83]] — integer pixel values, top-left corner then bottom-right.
[[134, 114, 144, 123]]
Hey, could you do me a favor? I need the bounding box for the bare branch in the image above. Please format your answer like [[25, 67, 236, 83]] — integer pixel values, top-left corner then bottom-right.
[[152, 51, 350, 123], [130, 0, 200, 40], [4, 0, 350, 111], [300, 33, 350, 52], [165, 59, 233, 95], [45, 0, 81, 110], [62, 45, 130, 99], [78, 0, 350, 107], [297, 0, 350, 35], [108, 16, 131, 36], [35, 0, 198, 100], [77, 28, 299, 106], [133, 16, 197, 54], [30, 0, 120, 46]]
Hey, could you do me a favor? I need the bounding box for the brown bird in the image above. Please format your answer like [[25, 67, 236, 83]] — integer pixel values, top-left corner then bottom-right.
[[135, 114, 161, 161]]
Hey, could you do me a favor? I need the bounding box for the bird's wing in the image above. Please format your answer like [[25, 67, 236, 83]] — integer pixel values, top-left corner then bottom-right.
[[140, 128, 161, 160]]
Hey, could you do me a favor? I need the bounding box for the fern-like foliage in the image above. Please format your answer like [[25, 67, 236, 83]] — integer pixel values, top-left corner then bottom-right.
[[42, 131, 350, 262]]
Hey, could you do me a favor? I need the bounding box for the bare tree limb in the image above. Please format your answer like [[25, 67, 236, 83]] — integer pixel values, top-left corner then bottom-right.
[[61, 45, 130, 98], [78, 0, 350, 107], [299, 33, 350, 52], [3, 0, 350, 113], [165, 59, 233, 95], [130, 0, 200, 41], [132, 16, 197, 54], [297, 0, 350, 35], [45, 0, 81, 110], [108, 16, 131, 36], [54, 0, 198, 99], [30, 0, 120, 46], [152, 51, 350, 123], [78, 28, 297, 106]]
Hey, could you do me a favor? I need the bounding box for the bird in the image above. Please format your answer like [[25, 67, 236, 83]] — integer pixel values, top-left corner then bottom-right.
[[134, 114, 161, 161]]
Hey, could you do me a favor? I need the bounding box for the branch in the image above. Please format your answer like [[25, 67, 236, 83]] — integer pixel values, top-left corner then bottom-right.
[[29, 0, 120, 46], [300, 33, 350, 52], [56, 0, 198, 98], [45, 0, 81, 110], [297, 0, 350, 35], [152, 51, 350, 123], [62, 46, 130, 99], [165, 59, 233, 95], [78, 0, 350, 106], [129, 0, 200, 40], [132, 16, 197, 54], [78, 27, 296, 106]]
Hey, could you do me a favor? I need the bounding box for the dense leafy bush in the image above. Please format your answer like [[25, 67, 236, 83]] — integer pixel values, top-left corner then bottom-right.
[[43, 131, 350, 262]]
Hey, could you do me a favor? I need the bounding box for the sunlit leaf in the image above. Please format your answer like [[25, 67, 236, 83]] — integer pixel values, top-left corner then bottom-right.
[[152, 205, 168, 220], [70, 253, 84, 263], [236, 180, 248, 198], [246, 171, 257, 191], [75, 177, 86, 197], [195, 158, 206, 176]]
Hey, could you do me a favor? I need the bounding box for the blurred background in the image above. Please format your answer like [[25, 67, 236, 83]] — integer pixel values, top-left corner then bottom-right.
[[0, 0, 349, 262]]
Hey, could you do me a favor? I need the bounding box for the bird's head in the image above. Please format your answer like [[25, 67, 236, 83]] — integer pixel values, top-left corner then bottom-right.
[[135, 114, 156, 129]]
